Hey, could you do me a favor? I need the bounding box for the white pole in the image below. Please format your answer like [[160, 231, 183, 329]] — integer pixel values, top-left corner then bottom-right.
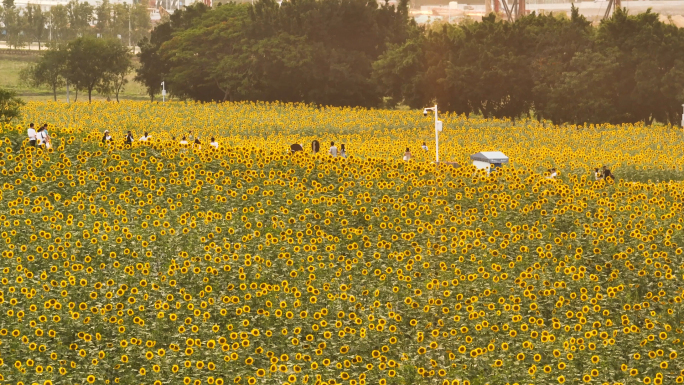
[[681, 104, 684, 128], [434, 104, 439, 164], [66, 79, 70, 103], [161, 81, 165, 102], [128, 3, 132, 49]]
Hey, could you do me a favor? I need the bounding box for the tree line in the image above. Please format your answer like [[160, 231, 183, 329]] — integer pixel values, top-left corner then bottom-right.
[[16, 0, 684, 125], [21, 37, 132, 102], [133, 1, 684, 125], [135, 0, 411, 105], [0, 0, 151, 49], [376, 7, 684, 125]]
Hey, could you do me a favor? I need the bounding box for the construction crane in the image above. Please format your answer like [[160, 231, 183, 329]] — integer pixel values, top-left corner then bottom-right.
[[603, 0, 621, 20], [494, 0, 526, 21], [158, 5, 170, 17]]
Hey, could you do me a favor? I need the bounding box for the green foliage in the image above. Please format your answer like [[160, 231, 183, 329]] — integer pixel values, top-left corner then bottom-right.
[[24, 4, 47, 49], [66, 0, 95, 38], [64, 37, 133, 102], [20, 46, 68, 101], [137, 0, 412, 106], [1, 0, 150, 47], [1, 3, 27, 49], [0, 87, 24, 123], [374, 7, 684, 125], [135, 3, 210, 100], [48, 5, 70, 42], [96, 0, 151, 45]]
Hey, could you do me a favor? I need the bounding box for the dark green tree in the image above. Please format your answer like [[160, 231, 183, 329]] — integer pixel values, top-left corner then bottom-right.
[[546, 49, 622, 124], [135, 3, 210, 100], [161, 4, 252, 101], [66, 0, 95, 39], [1, 1, 26, 49], [95, 0, 115, 38], [0, 88, 24, 124], [65, 37, 132, 101], [20, 45, 68, 101], [97, 45, 134, 101], [595, 8, 684, 125], [530, 7, 593, 123], [48, 5, 69, 42], [154, 0, 412, 106], [25, 4, 48, 49]]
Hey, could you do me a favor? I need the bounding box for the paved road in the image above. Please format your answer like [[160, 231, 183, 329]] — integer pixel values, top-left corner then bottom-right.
[[0, 41, 140, 53], [0, 42, 46, 51]]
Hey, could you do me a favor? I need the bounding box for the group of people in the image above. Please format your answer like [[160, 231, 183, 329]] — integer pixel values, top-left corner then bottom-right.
[[403, 142, 429, 161], [546, 166, 614, 182], [30, 126, 618, 184], [102, 130, 150, 145], [305, 140, 429, 160], [594, 166, 614, 182], [26, 123, 52, 149], [328, 142, 347, 158], [99, 130, 219, 150], [176, 134, 219, 149]]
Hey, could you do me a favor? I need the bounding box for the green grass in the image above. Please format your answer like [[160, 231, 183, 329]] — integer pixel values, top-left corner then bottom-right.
[[0, 51, 151, 102]]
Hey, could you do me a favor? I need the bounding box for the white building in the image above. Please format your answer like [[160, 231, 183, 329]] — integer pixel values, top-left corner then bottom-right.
[[11, 0, 208, 12]]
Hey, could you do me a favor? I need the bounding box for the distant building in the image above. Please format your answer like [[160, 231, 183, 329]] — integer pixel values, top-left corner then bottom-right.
[[413, 14, 443, 23], [11, 0, 208, 12]]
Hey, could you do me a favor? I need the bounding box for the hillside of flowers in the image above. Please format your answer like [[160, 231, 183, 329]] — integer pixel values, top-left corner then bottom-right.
[[1, 101, 684, 385]]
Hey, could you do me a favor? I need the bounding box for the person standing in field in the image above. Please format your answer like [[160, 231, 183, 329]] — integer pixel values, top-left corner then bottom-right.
[[403, 148, 412, 161], [340, 144, 347, 158], [102, 130, 112, 144], [125, 131, 134, 145], [210, 137, 219, 149], [36, 127, 46, 148], [594, 168, 602, 181], [42, 124, 52, 149], [602, 166, 614, 182], [139, 132, 150, 142], [421, 142, 428, 151], [27, 123, 37, 147], [329, 141, 338, 157]]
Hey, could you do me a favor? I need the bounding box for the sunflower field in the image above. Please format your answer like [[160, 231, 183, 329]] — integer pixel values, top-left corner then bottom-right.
[[1, 101, 684, 385]]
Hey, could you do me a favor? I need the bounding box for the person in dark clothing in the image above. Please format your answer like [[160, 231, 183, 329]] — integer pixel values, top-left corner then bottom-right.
[[602, 166, 614, 182], [102, 130, 112, 144], [594, 168, 601, 181], [125, 131, 134, 145]]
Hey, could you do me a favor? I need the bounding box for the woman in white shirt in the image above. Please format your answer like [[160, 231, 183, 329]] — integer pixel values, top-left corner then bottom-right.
[[139, 132, 150, 142], [210, 137, 219, 149], [403, 148, 411, 161], [36, 128, 48, 148], [42, 124, 52, 149], [329, 142, 338, 157]]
